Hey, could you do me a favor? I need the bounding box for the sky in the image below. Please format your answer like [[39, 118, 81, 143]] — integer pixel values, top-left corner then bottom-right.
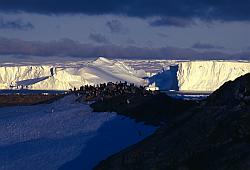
[[0, 0, 250, 60]]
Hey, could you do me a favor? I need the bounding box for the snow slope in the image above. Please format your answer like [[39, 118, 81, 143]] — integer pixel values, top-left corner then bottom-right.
[[0, 57, 147, 90], [0, 95, 156, 170]]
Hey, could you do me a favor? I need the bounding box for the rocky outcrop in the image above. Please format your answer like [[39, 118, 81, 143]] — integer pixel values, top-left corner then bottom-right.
[[91, 92, 196, 126], [206, 73, 250, 106], [95, 73, 250, 170]]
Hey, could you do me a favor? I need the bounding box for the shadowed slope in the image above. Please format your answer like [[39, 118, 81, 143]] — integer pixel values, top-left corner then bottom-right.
[[95, 73, 250, 170]]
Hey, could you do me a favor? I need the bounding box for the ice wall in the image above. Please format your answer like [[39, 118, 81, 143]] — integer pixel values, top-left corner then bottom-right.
[[1, 58, 249, 92], [0, 66, 50, 89], [148, 65, 179, 91], [0, 66, 87, 90], [177, 61, 250, 91]]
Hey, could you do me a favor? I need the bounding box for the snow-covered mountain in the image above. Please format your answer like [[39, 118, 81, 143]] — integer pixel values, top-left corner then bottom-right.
[[0, 57, 250, 91]]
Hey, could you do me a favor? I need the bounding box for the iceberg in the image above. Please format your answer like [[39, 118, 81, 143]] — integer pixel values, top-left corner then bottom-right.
[[177, 60, 250, 91], [0, 57, 148, 90], [0, 57, 250, 92], [146, 60, 250, 92]]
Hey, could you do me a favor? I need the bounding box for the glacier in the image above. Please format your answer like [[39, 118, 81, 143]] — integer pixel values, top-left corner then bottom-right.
[[0, 57, 250, 92]]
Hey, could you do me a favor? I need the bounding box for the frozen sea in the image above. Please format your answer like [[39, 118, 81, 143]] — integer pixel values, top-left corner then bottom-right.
[[0, 95, 156, 170]]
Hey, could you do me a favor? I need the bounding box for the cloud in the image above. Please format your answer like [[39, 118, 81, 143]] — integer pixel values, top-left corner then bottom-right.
[[106, 19, 124, 33], [192, 42, 225, 50], [125, 38, 136, 45], [149, 17, 196, 27], [0, 37, 249, 60], [88, 33, 109, 44], [0, 17, 34, 30], [0, 0, 249, 22], [145, 40, 154, 47], [0, 37, 84, 57], [156, 33, 168, 38]]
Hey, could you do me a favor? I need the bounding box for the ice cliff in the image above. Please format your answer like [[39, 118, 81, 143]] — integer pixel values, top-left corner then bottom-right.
[[177, 61, 250, 91], [148, 60, 250, 91], [0, 58, 250, 92]]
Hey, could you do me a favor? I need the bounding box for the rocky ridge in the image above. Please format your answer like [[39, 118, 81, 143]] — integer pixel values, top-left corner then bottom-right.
[[95, 73, 250, 170]]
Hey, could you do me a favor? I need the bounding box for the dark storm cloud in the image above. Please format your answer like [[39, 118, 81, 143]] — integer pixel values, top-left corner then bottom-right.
[[192, 42, 225, 50], [106, 20, 124, 33], [0, 0, 249, 21], [0, 37, 84, 57], [0, 17, 34, 30], [88, 33, 109, 44], [0, 37, 249, 60], [149, 17, 196, 27]]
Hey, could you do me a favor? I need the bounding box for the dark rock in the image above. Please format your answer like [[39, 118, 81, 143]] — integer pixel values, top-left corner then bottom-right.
[[90, 92, 196, 126], [94, 73, 250, 170]]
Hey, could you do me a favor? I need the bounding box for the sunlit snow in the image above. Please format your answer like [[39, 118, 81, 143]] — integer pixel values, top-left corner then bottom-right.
[[0, 57, 250, 92]]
